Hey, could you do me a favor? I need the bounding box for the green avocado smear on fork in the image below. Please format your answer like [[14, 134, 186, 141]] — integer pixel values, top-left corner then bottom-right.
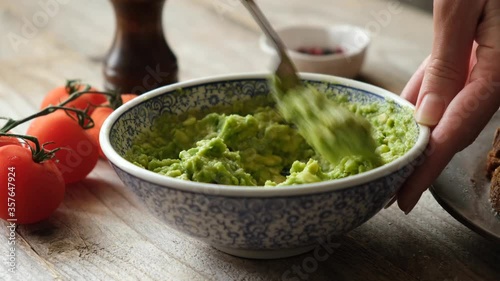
[[271, 79, 383, 169], [125, 82, 417, 186]]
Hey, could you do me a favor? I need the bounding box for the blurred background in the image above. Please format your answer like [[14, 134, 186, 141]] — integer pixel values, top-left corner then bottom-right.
[[401, 0, 433, 12]]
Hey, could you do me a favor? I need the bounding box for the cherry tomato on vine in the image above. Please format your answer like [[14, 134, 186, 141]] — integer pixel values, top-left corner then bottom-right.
[[86, 107, 114, 159], [26, 110, 99, 184], [0, 145, 65, 224], [0, 135, 23, 148], [40, 84, 106, 113], [120, 94, 138, 104]]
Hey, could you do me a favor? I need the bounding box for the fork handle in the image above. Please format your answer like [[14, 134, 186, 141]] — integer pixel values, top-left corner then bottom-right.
[[240, 0, 288, 57]]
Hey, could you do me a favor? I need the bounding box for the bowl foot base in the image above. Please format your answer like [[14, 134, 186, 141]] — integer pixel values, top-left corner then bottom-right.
[[212, 244, 316, 259]]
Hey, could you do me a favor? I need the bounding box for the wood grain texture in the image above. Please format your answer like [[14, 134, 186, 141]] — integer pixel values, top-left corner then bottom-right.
[[0, 0, 498, 280]]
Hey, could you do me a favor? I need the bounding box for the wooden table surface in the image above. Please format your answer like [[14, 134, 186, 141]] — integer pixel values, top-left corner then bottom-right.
[[1, 0, 499, 280]]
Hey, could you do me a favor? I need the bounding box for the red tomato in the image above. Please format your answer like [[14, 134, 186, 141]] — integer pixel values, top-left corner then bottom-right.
[[120, 93, 138, 104], [0, 135, 23, 148], [26, 110, 99, 184], [0, 132, 32, 149], [40, 84, 107, 113], [0, 145, 65, 224], [86, 107, 114, 159]]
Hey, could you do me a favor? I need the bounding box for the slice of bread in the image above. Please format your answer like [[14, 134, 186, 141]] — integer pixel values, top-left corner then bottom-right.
[[490, 167, 500, 213], [486, 128, 500, 212]]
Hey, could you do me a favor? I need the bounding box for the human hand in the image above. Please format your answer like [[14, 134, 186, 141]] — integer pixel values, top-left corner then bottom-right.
[[396, 0, 500, 214]]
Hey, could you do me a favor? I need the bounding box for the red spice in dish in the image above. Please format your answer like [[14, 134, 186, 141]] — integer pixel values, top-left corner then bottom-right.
[[296, 46, 344, 56]]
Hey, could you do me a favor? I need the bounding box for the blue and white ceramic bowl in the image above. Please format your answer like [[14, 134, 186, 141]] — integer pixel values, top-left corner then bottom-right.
[[100, 73, 429, 259]]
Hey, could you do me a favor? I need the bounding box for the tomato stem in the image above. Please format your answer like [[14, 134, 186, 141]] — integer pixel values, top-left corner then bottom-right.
[[63, 79, 122, 110], [0, 133, 58, 163], [0, 106, 94, 133]]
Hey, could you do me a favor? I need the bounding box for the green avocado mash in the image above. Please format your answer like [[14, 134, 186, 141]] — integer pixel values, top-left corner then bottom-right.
[[125, 89, 417, 186]]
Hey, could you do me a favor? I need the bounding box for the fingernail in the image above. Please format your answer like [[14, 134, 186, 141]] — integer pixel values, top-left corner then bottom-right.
[[401, 195, 421, 215], [384, 195, 397, 209], [404, 205, 414, 215], [398, 202, 414, 215], [415, 93, 446, 126]]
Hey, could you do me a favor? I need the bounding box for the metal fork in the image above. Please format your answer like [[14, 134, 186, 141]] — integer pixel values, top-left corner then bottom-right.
[[241, 0, 301, 91]]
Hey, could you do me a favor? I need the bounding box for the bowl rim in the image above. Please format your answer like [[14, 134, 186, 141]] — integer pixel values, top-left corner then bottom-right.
[[100, 72, 430, 197], [259, 24, 371, 62]]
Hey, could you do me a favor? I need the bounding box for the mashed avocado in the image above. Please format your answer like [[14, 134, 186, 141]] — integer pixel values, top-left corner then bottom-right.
[[126, 89, 417, 186]]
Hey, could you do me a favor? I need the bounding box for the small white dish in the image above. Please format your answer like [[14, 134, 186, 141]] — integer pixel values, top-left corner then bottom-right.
[[259, 24, 370, 78]]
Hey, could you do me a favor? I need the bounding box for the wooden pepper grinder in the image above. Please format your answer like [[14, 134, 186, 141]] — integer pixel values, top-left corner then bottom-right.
[[103, 0, 178, 94]]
